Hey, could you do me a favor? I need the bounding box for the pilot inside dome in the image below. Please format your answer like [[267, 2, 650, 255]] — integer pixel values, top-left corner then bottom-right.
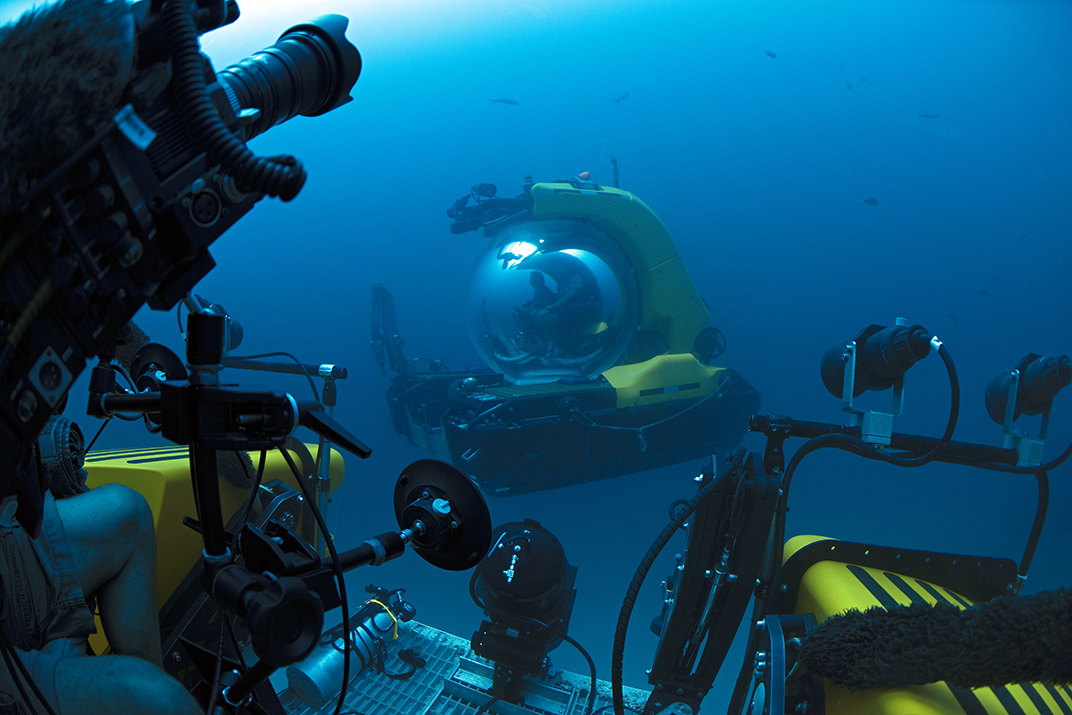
[[465, 220, 638, 385]]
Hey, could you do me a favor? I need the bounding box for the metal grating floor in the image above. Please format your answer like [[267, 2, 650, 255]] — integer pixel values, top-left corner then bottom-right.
[[277, 620, 648, 715]]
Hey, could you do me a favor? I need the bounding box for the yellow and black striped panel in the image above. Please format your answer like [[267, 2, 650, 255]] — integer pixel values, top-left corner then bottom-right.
[[787, 535, 1069, 715], [948, 683, 1072, 715]]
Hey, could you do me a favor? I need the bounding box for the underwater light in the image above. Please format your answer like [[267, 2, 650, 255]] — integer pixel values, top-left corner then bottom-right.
[[820, 322, 931, 398], [985, 353, 1071, 425]]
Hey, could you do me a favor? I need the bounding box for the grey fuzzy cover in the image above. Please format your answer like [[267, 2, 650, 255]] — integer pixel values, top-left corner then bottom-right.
[[0, 0, 134, 196], [797, 589, 1072, 689]]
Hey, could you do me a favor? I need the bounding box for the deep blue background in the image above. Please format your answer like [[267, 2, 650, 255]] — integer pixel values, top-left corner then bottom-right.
[[9, 0, 1067, 707]]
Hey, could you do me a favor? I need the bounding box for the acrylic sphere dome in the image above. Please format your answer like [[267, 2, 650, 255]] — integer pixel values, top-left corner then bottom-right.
[[464, 220, 639, 384]]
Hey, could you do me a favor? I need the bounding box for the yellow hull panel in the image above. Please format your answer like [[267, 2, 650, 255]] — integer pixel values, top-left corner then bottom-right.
[[785, 535, 1071, 715], [83, 443, 344, 654], [603, 353, 725, 408]]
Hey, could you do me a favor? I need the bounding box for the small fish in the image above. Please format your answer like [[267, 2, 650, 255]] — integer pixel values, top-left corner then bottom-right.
[[846, 81, 854, 91], [858, 195, 879, 207], [1059, 260, 1070, 270], [917, 111, 940, 119], [839, 60, 843, 75], [612, 92, 630, 105], [860, 76, 867, 82], [1018, 233, 1027, 243], [949, 312, 959, 323], [764, 49, 777, 59], [991, 275, 1001, 285], [489, 98, 519, 105], [979, 289, 992, 296]]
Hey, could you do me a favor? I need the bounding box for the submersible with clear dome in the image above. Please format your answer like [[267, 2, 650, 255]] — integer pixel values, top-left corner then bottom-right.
[[464, 219, 640, 385], [376, 176, 760, 496]]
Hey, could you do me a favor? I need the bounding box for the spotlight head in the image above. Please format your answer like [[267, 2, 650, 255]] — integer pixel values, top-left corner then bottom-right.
[[821, 323, 931, 399], [985, 354, 1071, 425]]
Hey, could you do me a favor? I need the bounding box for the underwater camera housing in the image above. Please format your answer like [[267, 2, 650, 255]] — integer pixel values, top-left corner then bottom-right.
[[0, 0, 361, 522], [469, 519, 577, 705]]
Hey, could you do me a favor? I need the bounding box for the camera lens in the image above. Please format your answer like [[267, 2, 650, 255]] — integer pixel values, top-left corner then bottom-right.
[[216, 15, 362, 141]]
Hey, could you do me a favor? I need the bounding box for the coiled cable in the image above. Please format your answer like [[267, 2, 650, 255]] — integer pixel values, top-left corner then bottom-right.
[[610, 447, 747, 715], [163, 0, 306, 200]]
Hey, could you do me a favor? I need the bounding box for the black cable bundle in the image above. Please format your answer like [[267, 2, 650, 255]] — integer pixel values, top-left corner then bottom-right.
[[797, 588, 1072, 690]]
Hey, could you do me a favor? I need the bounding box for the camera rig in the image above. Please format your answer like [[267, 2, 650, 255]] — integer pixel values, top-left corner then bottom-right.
[[93, 308, 493, 712], [0, 0, 361, 533]]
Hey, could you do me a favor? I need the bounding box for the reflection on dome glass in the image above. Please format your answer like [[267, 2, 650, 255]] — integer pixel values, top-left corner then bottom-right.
[[465, 220, 639, 384], [498, 241, 538, 269]]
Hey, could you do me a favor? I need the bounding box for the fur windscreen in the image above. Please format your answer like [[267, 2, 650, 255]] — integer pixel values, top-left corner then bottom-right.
[[0, 0, 134, 197], [798, 589, 1072, 689]]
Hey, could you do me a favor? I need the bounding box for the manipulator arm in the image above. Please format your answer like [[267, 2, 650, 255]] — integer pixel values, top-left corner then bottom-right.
[[371, 283, 410, 377]]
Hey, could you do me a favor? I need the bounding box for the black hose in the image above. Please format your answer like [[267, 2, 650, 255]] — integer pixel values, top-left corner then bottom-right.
[[224, 612, 248, 671], [610, 447, 747, 715], [982, 435, 1072, 475], [163, 0, 306, 200], [278, 448, 351, 715], [763, 432, 914, 613], [523, 617, 597, 715], [757, 342, 960, 610], [204, 615, 226, 715], [1018, 471, 1049, 583], [225, 352, 322, 405], [867, 340, 959, 469], [236, 450, 267, 532], [85, 418, 110, 452]]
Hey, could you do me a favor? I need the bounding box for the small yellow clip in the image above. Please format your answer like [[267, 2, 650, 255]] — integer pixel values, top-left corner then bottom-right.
[[367, 599, 399, 640]]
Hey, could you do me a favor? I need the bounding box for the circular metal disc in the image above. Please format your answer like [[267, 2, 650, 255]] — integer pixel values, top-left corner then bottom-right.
[[130, 342, 188, 381], [394, 460, 492, 571]]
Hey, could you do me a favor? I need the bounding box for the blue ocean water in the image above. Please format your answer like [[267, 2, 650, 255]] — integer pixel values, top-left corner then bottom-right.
[[12, 0, 1068, 708]]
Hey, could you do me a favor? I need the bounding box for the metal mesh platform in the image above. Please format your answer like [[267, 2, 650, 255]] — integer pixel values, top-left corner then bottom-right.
[[277, 620, 649, 715]]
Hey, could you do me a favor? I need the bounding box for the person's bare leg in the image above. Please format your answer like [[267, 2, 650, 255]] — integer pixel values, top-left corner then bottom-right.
[[55, 654, 202, 715], [53, 484, 163, 667]]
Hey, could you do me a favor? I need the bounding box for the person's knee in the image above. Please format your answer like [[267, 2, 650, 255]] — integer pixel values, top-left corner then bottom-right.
[[95, 483, 155, 541], [56, 655, 201, 715], [118, 660, 201, 715]]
